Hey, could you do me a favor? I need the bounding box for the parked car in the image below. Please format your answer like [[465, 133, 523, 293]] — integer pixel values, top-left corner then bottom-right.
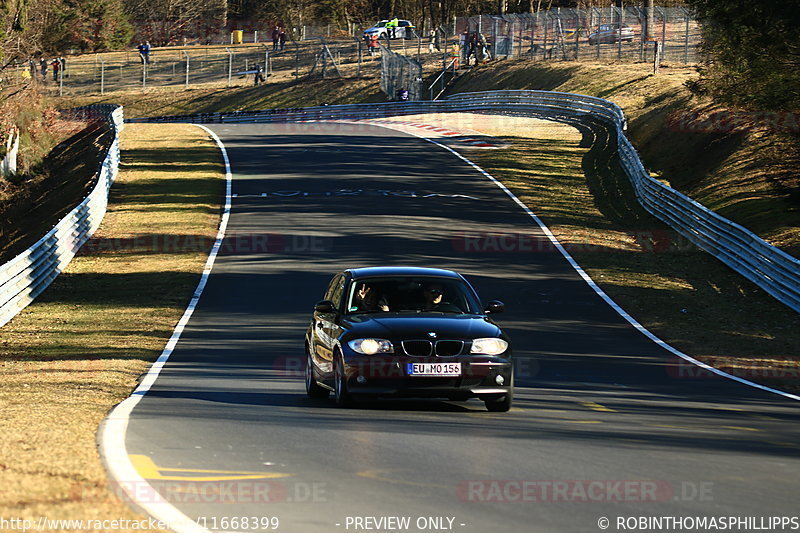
[[588, 24, 635, 45], [363, 19, 416, 40], [305, 267, 514, 411]]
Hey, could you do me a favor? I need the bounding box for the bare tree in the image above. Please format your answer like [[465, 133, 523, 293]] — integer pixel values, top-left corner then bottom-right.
[[123, 0, 226, 45], [643, 0, 654, 40]]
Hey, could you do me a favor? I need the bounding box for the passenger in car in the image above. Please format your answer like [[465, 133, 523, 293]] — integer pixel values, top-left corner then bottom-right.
[[354, 283, 390, 312]]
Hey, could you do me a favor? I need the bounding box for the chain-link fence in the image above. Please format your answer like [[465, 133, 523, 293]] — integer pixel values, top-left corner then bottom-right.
[[380, 45, 423, 101], [458, 6, 699, 64], [32, 6, 698, 97], [28, 41, 383, 96]]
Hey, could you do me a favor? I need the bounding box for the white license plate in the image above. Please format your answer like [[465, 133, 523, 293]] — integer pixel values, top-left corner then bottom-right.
[[407, 362, 461, 377]]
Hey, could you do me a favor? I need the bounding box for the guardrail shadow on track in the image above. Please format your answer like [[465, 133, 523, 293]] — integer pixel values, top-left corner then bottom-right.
[[127, 90, 800, 313]]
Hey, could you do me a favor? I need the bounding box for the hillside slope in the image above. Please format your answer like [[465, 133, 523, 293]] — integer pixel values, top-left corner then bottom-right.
[[447, 60, 800, 258]]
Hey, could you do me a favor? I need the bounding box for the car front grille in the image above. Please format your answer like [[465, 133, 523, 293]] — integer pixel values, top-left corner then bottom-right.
[[435, 340, 464, 357], [402, 340, 433, 356], [401, 340, 465, 357]]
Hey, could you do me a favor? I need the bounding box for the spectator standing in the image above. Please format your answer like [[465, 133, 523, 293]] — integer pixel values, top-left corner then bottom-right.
[[449, 41, 460, 69], [51, 58, 60, 81], [459, 30, 469, 62], [386, 18, 399, 39], [368, 33, 379, 56], [137, 42, 150, 64], [59, 56, 67, 78], [39, 57, 47, 81], [428, 29, 437, 53], [272, 26, 280, 51], [278, 29, 286, 51], [467, 32, 479, 66]]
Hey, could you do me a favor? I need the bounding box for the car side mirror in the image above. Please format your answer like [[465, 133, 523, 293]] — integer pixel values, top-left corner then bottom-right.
[[314, 300, 337, 313], [485, 300, 505, 314]]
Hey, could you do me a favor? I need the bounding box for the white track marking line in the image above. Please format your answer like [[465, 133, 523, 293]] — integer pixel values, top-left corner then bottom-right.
[[346, 119, 800, 403], [97, 125, 232, 533]]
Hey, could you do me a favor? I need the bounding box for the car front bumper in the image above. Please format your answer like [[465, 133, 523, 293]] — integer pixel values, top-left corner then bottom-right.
[[342, 355, 513, 398]]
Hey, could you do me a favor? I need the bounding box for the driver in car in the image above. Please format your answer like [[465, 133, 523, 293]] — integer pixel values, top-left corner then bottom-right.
[[423, 284, 447, 310]]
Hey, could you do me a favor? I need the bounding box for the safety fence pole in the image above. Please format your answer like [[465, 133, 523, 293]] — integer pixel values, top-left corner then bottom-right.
[[183, 50, 190, 88]]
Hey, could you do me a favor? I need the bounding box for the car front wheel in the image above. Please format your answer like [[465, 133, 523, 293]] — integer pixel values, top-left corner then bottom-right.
[[334, 352, 353, 407], [484, 392, 512, 412], [483, 374, 513, 412], [306, 347, 330, 399]]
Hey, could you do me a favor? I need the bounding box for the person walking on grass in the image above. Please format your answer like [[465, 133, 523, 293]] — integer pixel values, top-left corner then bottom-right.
[[254, 63, 265, 86]]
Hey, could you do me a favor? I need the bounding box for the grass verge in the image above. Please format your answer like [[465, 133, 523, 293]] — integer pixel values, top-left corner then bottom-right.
[[58, 75, 385, 119], [0, 123, 224, 522]]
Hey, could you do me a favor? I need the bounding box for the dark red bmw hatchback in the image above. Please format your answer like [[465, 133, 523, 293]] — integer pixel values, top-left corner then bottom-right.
[[305, 267, 513, 411]]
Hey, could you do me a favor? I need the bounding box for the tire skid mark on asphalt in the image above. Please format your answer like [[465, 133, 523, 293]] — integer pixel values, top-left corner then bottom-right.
[[356, 469, 453, 490]]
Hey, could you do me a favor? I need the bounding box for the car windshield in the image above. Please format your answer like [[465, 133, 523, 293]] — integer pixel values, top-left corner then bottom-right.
[[346, 277, 481, 315]]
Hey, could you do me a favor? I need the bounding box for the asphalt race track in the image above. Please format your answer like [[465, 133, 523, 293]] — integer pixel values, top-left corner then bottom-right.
[[125, 122, 800, 533]]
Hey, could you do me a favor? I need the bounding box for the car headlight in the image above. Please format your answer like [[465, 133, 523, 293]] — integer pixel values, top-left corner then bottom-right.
[[470, 338, 508, 355], [347, 338, 394, 355]]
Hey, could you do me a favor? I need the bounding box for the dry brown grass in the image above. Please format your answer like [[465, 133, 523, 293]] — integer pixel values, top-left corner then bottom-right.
[[0, 123, 224, 528]]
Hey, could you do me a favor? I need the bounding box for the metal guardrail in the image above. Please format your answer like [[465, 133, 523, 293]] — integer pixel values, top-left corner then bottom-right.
[[0, 105, 123, 327], [129, 91, 800, 313]]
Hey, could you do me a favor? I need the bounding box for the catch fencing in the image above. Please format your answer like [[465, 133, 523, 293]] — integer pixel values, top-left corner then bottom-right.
[[31, 42, 382, 96], [380, 45, 423, 101], [460, 6, 699, 64], [0, 105, 123, 327], [130, 92, 800, 313]]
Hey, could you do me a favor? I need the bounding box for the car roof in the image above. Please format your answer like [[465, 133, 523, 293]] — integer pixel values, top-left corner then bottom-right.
[[348, 266, 461, 280]]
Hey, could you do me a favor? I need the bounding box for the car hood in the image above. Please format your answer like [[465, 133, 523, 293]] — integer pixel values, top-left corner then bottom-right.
[[341, 313, 502, 340]]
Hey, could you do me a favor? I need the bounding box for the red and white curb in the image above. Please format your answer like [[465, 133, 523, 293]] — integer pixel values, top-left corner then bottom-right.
[[362, 119, 499, 148]]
